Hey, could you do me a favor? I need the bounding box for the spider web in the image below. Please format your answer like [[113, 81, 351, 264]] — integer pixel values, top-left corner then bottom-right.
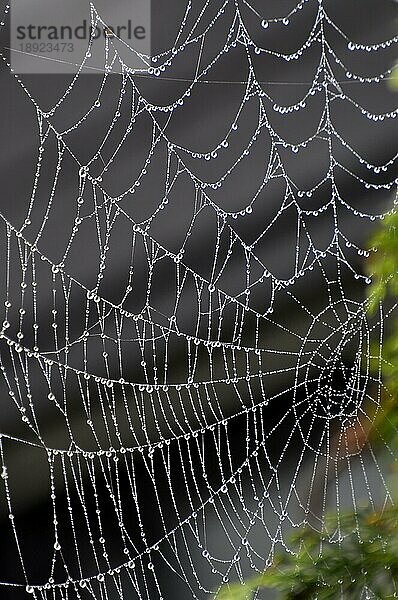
[[0, 0, 397, 598]]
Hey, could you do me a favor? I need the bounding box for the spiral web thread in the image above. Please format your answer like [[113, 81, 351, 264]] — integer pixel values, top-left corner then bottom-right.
[[0, 0, 397, 598]]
